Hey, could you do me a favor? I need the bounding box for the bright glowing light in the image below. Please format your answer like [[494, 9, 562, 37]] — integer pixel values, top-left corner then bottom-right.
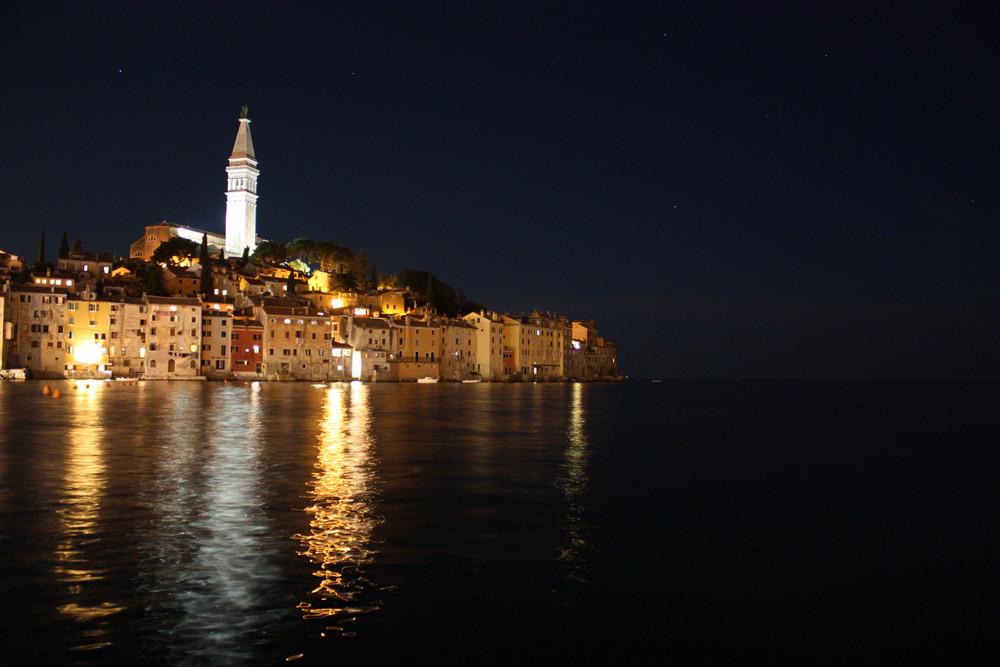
[[74, 342, 104, 364], [351, 351, 362, 379], [331, 299, 343, 308], [284, 318, 292, 324], [174, 227, 205, 244]]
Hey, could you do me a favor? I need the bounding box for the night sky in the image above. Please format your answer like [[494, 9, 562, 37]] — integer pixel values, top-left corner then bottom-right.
[[3, 2, 998, 380]]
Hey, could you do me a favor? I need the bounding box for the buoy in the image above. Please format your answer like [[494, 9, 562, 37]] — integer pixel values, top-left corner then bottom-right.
[[52, 389, 63, 398], [42, 384, 51, 395]]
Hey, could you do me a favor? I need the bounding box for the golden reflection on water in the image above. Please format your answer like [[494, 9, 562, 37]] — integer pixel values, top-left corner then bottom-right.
[[557, 383, 592, 584], [54, 382, 124, 648], [293, 382, 382, 631]]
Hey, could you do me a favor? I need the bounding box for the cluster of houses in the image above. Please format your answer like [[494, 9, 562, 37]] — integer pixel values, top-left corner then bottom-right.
[[0, 247, 618, 382]]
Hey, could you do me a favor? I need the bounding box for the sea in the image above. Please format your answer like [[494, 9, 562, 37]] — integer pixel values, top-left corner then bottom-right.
[[0, 379, 997, 664]]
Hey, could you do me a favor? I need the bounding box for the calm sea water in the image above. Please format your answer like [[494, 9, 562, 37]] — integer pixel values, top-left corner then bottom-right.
[[0, 379, 997, 664]]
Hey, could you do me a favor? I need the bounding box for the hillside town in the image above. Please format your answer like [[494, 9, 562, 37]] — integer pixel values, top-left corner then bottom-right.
[[0, 112, 618, 382]]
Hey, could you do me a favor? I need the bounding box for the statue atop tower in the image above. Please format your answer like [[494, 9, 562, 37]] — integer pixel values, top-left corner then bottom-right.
[[225, 107, 259, 256]]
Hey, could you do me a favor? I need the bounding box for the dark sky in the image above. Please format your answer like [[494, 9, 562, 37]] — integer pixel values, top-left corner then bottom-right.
[[3, 2, 998, 379]]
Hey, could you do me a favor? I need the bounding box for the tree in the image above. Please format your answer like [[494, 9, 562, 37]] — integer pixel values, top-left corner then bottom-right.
[[286, 237, 316, 266], [36, 228, 46, 266], [151, 236, 199, 264], [314, 241, 353, 272], [70, 238, 85, 257], [329, 271, 357, 291], [353, 248, 371, 291], [286, 270, 298, 295], [198, 234, 213, 296], [240, 246, 249, 266], [58, 232, 69, 259], [140, 262, 166, 296], [389, 269, 462, 316], [252, 239, 288, 263]]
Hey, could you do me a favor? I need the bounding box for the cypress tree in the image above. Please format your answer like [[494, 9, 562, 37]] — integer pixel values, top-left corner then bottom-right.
[[58, 232, 69, 259], [198, 234, 212, 296], [37, 228, 46, 266], [286, 270, 297, 295]]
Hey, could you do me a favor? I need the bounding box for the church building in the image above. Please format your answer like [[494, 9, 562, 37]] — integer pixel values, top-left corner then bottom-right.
[[130, 109, 261, 260]]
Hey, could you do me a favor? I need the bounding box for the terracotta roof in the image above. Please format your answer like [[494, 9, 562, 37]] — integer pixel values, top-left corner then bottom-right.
[[146, 296, 201, 306]]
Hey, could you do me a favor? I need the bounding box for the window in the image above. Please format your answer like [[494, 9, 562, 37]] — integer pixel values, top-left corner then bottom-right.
[[215, 360, 226, 370]]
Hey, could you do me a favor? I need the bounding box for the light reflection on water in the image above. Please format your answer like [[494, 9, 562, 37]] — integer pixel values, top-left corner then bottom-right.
[[54, 383, 124, 649], [136, 383, 282, 663], [556, 383, 592, 586], [292, 382, 383, 635]]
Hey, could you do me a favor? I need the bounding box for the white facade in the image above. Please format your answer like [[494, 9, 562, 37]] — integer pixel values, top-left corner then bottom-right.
[[225, 114, 259, 256]]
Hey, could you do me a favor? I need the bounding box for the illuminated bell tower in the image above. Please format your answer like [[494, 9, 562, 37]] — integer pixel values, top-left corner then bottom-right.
[[225, 106, 259, 256]]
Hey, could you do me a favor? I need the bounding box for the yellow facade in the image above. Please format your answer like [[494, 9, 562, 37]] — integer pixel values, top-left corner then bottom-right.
[[65, 299, 113, 378]]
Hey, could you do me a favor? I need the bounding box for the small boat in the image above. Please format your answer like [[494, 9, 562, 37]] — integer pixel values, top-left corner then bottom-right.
[[461, 379, 481, 383], [416, 377, 439, 383]]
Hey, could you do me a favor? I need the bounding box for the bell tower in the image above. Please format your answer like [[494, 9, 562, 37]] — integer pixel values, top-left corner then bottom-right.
[[225, 106, 259, 256]]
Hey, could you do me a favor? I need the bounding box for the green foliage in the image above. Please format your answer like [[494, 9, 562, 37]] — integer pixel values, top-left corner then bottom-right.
[[151, 236, 199, 264], [288, 258, 311, 276], [329, 271, 357, 292], [140, 262, 166, 296], [286, 238, 316, 265], [314, 241, 353, 272], [36, 228, 46, 266], [198, 234, 213, 296], [389, 269, 461, 316], [251, 239, 289, 263]]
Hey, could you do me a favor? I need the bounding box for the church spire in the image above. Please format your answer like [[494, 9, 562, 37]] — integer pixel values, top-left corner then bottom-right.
[[225, 106, 259, 256]]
